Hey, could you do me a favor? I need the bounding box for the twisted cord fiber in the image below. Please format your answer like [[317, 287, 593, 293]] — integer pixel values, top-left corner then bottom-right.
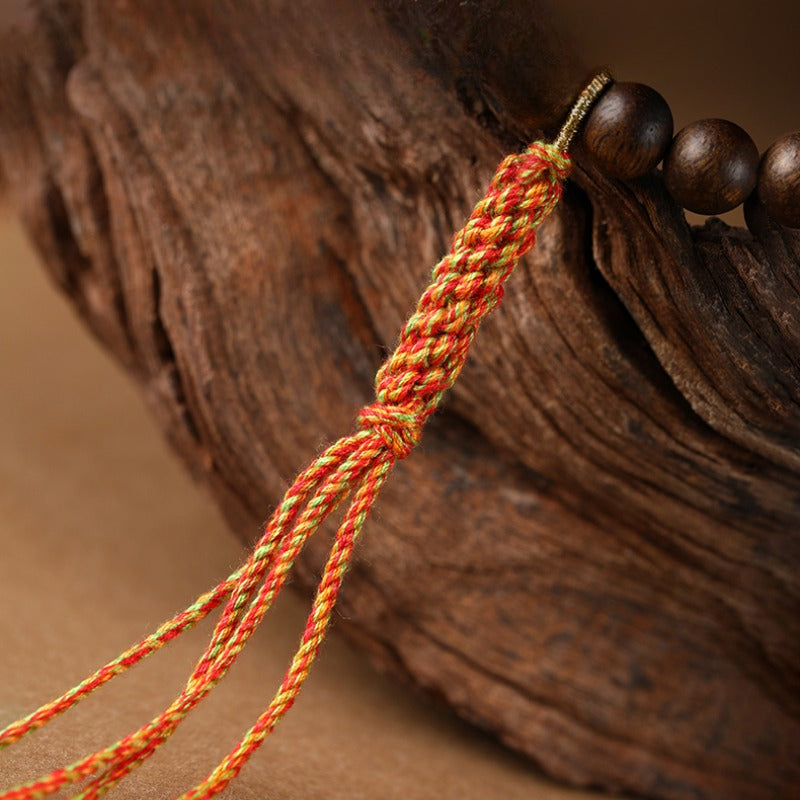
[[0, 432, 355, 750], [0, 139, 572, 800], [1, 433, 380, 798]]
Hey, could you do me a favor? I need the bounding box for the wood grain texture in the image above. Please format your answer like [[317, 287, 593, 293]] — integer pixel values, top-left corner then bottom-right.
[[1, 2, 798, 799]]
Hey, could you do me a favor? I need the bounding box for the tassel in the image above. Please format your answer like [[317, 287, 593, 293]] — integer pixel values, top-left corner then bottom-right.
[[0, 71, 612, 800]]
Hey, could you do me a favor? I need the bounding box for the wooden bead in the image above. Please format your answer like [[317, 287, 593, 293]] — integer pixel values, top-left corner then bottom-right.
[[757, 132, 800, 228], [663, 119, 759, 215], [582, 82, 673, 180]]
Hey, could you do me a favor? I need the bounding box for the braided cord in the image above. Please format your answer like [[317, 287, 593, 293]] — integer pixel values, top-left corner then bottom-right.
[[359, 143, 570, 457], [0, 138, 572, 800]]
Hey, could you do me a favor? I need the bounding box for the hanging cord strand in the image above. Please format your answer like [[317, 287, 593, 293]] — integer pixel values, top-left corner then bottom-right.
[[0, 430, 356, 751], [79, 436, 386, 799], [2, 433, 377, 800], [0, 71, 611, 800], [53, 440, 385, 800], [79, 453, 393, 800]]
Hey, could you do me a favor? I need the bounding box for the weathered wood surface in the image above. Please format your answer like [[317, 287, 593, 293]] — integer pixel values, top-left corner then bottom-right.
[[1, 2, 798, 798]]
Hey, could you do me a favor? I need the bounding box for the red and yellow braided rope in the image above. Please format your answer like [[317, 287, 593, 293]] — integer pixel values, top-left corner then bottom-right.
[[0, 72, 611, 800]]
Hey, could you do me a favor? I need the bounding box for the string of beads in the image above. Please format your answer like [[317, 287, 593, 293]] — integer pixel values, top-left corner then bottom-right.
[[581, 80, 800, 227]]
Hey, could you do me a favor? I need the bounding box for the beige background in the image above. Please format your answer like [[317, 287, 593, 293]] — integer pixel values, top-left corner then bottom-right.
[[1, 1, 798, 798]]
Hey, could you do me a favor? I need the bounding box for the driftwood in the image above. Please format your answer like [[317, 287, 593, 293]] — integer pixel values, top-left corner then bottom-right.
[[1, 2, 799, 798]]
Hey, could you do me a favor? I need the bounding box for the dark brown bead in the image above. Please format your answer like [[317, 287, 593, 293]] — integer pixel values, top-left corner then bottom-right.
[[757, 132, 800, 228], [582, 82, 673, 180], [663, 119, 759, 215]]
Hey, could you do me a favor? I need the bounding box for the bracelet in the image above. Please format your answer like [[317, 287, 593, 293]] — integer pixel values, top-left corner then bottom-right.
[[580, 80, 800, 227]]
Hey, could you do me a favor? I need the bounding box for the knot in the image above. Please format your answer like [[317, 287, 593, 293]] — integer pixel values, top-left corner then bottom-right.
[[357, 402, 423, 460], [527, 141, 572, 183]]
